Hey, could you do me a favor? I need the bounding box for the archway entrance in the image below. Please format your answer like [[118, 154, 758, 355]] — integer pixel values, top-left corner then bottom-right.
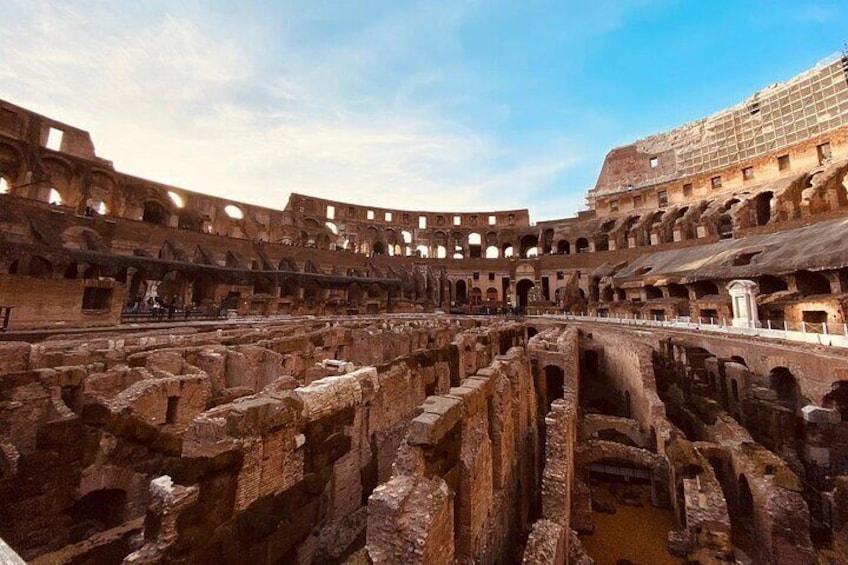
[[516, 278, 534, 309], [455, 279, 467, 304]]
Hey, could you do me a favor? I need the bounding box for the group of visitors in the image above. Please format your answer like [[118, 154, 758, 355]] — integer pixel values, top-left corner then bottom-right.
[[124, 295, 196, 320]]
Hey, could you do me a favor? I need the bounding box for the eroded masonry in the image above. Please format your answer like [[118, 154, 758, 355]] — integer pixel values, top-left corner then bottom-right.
[[2, 55, 848, 564]]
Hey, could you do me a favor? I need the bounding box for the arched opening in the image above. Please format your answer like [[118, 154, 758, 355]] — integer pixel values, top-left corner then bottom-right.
[[769, 367, 801, 409], [224, 204, 243, 219], [485, 245, 499, 259], [65, 488, 127, 543], [595, 233, 610, 252], [502, 244, 514, 258], [167, 191, 184, 208], [9, 255, 53, 278], [280, 278, 298, 298], [754, 191, 773, 226], [191, 275, 215, 306], [823, 381, 848, 421], [455, 279, 467, 304], [63, 262, 97, 280], [435, 245, 446, 258], [730, 355, 747, 367], [253, 276, 273, 295], [690, 280, 719, 299], [716, 215, 733, 239], [177, 210, 203, 232], [348, 282, 364, 306], [372, 241, 386, 255], [667, 283, 688, 299], [516, 279, 535, 309], [519, 234, 538, 258], [795, 270, 831, 296], [85, 199, 107, 216], [486, 287, 498, 301], [158, 270, 186, 303], [525, 247, 539, 258], [415, 244, 428, 258], [557, 240, 570, 254], [142, 201, 168, 225], [470, 287, 482, 305], [645, 285, 662, 300], [48, 187, 63, 205], [759, 275, 788, 294], [468, 233, 482, 259], [575, 237, 590, 253], [0, 176, 9, 194], [542, 229, 554, 254]]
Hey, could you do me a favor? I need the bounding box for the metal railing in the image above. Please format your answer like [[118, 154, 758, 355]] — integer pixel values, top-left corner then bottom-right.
[[121, 308, 227, 323], [533, 313, 848, 349]]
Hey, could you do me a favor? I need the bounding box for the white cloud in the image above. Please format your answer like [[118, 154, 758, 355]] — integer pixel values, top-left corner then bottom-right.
[[0, 0, 592, 218]]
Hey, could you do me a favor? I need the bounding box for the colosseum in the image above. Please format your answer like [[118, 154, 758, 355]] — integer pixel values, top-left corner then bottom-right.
[[1, 53, 848, 565]]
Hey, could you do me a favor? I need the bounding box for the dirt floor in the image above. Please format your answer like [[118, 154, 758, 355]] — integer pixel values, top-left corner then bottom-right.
[[579, 479, 684, 565]]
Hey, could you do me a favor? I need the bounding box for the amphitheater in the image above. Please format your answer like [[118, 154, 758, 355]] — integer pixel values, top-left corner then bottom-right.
[[1, 54, 848, 565]]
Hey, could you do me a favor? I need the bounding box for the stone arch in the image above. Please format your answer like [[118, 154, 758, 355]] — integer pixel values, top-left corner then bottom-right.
[[142, 200, 169, 225], [595, 232, 610, 252], [61, 226, 103, 251], [177, 209, 204, 232], [470, 287, 482, 305], [0, 142, 23, 187], [542, 228, 554, 254], [823, 381, 848, 420], [158, 270, 187, 302], [759, 274, 788, 294], [754, 191, 774, 226], [42, 155, 77, 205], [455, 279, 467, 304], [575, 237, 590, 253], [8, 254, 53, 278], [519, 234, 538, 257], [348, 282, 364, 305], [253, 276, 273, 295], [690, 280, 719, 299], [794, 269, 831, 296], [63, 261, 98, 280], [65, 488, 127, 543], [556, 240, 570, 254], [667, 283, 688, 299], [768, 367, 801, 409], [645, 285, 662, 299], [516, 278, 534, 309]]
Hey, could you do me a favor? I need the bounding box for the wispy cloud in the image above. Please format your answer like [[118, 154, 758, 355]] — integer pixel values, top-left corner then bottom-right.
[[0, 0, 652, 217]]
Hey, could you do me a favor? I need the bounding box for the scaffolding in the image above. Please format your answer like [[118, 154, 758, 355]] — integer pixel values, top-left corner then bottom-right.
[[609, 53, 848, 193]]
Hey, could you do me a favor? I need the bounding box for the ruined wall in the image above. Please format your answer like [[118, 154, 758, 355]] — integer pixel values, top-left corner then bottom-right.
[[367, 344, 539, 564], [0, 318, 529, 564]]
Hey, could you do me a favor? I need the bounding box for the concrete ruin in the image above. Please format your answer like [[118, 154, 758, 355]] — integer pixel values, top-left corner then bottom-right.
[[2, 54, 848, 564]]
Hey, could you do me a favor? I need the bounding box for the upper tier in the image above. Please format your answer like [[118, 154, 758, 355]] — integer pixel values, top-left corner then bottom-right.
[[589, 54, 848, 203]]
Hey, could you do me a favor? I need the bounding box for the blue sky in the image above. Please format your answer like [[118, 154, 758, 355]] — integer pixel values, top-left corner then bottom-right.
[[0, 1, 844, 220]]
